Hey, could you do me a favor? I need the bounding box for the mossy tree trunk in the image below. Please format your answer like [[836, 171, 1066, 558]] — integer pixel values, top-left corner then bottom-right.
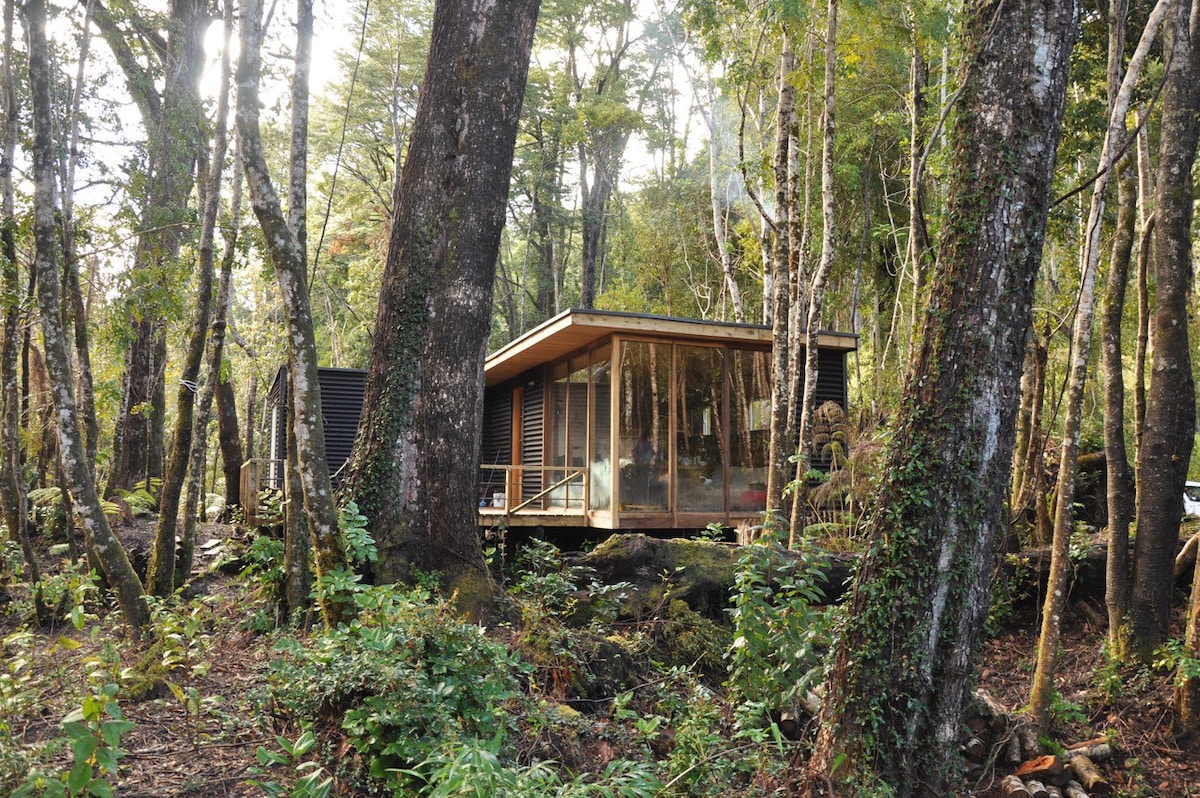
[[1030, 0, 1167, 730], [24, 0, 150, 636], [1132, 0, 1199, 658], [341, 0, 540, 619], [237, 0, 350, 627], [807, 0, 1077, 793]]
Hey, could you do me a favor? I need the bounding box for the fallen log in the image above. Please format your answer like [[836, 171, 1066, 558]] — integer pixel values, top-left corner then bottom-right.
[[1068, 755, 1111, 797], [1046, 787, 1063, 798], [1063, 742, 1113, 763], [1002, 775, 1033, 797], [1025, 779, 1051, 798], [1063, 780, 1089, 798]]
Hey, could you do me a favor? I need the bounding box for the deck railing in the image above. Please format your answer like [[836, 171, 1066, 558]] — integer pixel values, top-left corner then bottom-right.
[[240, 458, 285, 526], [478, 464, 588, 516]]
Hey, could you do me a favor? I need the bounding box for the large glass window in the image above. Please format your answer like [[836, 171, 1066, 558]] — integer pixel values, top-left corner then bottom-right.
[[550, 357, 588, 508], [590, 345, 612, 511], [618, 341, 670, 511], [676, 346, 725, 513], [729, 348, 771, 512]]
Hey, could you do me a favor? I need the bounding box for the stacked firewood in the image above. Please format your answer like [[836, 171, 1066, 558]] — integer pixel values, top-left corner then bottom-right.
[[963, 690, 1114, 797]]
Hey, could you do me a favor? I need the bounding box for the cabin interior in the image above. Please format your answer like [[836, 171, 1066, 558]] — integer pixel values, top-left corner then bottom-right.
[[479, 309, 857, 533]]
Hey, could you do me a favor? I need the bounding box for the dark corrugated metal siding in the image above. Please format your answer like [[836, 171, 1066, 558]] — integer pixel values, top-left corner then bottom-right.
[[267, 367, 367, 487], [479, 388, 512, 499], [521, 378, 545, 499], [798, 348, 850, 471]]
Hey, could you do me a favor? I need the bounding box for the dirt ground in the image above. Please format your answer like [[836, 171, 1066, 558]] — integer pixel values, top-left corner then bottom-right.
[[6, 521, 1200, 797]]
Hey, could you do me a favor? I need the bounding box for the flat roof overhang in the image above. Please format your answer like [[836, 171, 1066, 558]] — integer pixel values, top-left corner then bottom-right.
[[485, 308, 858, 388]]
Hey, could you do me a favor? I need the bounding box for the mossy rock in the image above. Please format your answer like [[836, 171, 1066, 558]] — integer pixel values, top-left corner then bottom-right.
[[570, 534, 741, 620], [569, 533, 854, 623]]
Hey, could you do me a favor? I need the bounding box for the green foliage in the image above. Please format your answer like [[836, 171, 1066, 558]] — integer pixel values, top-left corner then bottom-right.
[[1152, 639, 1200, 688], [726, 533, 831, 731], [14, 684, 135, 798], [415, 731, 662, 798], [0, 632, 37, 791], [250, 731, 333, 798], [265, 584, 525, 792], [338, 502, 376, 566]]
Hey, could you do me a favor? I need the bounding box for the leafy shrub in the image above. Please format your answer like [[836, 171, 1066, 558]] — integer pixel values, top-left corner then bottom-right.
[[726, 533, 832, 731], [265, 585, 526, 791]]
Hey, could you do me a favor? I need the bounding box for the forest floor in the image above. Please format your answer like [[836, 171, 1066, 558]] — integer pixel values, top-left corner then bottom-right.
[[2, 518, 1198, 797]]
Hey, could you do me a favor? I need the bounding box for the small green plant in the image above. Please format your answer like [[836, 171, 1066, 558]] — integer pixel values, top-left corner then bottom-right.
[[338, 502, 376, 566], [0, 632, 37, 791], [266, 584, 526, 793], [1153, 639, 1200, 687], [726, 532, 832, 733], [15, 683, 135, 798], [693, 521, 726, 542], [250, 730, 333, 798]]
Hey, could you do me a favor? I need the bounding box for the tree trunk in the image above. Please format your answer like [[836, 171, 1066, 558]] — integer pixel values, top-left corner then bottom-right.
[[341, 0, 540, 619], [1102, 144, 1137, 652], [216, 372, 242, 509], [24, 0, 150, 635], [1, 0, 48, 624], [237, 0, 349, 627], [149, 7, 235, 595], [179, 5, 239, 590], [94, 0, 207, 498], [808, 0, 1077, 792], [1131, 0, 1199, 657], [790, 0, 838, 547], [764, 33, 795, 529], [1030, 0, 1166, 730]]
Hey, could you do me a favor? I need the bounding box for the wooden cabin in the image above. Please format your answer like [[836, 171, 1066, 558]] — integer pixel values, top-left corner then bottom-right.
[[240, 310, 856, 531], [478, 309, 857, 532]]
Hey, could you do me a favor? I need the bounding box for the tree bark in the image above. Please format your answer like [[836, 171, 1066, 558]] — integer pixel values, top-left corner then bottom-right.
[[93, 0, 208, 498], [1132, 0, 1199, 656], [341, 0, 540, 619], [149, 2, 235, 595], [237, 0, 349, 627], [789, 0, 838, 547], [1102, 149, 1137, 652], [1, 0, 48, 624], [24, 0, 150, 635], [808, 0, 1077, 792], [764, 33, 795, 529], [1030, 0, 1166, 729]]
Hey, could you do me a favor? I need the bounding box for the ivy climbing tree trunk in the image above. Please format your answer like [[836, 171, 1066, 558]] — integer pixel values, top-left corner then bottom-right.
[[808, 0, 1078, 792], [237, 0, 350, 627], [24, 0, 150, 636], [341, 0, 541, 619]]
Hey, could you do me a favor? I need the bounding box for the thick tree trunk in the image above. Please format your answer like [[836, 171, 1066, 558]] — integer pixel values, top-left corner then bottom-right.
[[341, 0, 540, 619], [216, 373, 242, 508], [1132, 0, 1199, 656], [808, 1, 1077, 792], [24, 0, 149, 635], [237, 0, 349, 627]]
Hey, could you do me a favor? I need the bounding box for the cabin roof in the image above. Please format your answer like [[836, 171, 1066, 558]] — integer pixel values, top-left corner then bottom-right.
[[485, 308, 857, 388]]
